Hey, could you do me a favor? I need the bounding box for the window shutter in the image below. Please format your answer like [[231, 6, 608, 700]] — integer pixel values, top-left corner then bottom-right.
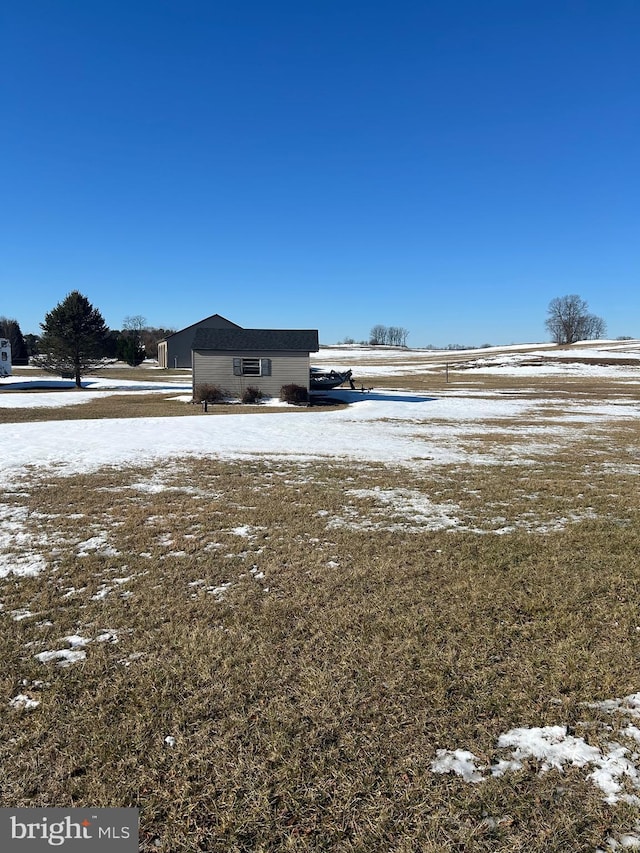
[[233, 357, 242, 376], [261, 358, 272, 376]]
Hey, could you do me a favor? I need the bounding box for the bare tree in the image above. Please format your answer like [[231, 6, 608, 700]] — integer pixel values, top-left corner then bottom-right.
[[369, 325, 409, 347], [580, 313, 607, 340], [123, 315, 147, 343], [119, 315, 148, 366], [545, 295, 606, 344], [141, 326, 175, 359], [394, 327, 409, 347], [369, 324, 387, 346]]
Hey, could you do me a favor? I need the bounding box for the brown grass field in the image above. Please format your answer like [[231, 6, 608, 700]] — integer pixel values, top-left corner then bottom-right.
[[1, 356, 640, 851]]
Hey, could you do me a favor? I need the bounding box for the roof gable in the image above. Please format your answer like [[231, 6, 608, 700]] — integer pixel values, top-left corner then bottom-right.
[[162, 314, 241, 341]]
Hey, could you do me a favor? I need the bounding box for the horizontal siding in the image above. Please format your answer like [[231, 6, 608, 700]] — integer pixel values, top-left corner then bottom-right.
[[167, 338, 195, 368], [193, 351, 310, 398]]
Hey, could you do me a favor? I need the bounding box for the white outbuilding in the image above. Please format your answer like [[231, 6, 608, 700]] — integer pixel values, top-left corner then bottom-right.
[[0, 338, 11, 377]]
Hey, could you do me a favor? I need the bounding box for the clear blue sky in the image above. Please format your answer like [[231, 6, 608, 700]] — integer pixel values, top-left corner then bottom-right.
[[2, 1, 638, 346]]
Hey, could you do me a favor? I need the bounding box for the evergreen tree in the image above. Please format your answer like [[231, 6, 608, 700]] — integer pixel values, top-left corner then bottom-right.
[[38, 291, 109, 387], [118, 314, 147, 365], [101, 329, 121, 360], [24, 333, 40, 358], [117, 334, 146, 366], [0, 317, 29, 365]]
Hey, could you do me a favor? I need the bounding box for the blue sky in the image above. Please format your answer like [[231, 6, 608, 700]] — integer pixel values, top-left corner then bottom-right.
[[2, 1, 638, 347]]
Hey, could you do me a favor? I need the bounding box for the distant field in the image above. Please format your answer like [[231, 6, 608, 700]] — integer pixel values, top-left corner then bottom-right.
[[1, 345, 640, 851]]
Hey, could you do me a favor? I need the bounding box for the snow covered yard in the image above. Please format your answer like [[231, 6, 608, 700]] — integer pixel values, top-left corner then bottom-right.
[[1, 346, 640, 851]]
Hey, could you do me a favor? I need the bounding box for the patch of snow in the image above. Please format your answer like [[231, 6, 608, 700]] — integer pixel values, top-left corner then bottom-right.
[[95, 631, 119, 643], [431, 749, 485, 783], [91, 585, 112, 601], [328, 487, 463, 532], [497, 726, 601, 772], [208, 582, 233, 600], [76, 534, 120, 557], [35, 648, 86, 666], [0, 552, 47, 578], [431, 694, 640, 807], [63, 634, 90, 648], [9, 694, 40, 711], [10, 609, 34, 621]]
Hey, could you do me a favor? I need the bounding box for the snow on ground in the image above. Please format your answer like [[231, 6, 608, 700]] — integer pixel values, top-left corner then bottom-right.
[[0, 375, 191, 408], [432, 693, 640, 848], [433, 723, 636, 796], [2, 390, 638, 484], [312, 341, 640, 379], [1, 357, 640, 483], [2, 355, 640, 851], [456, 349, 640, 379], [314, 342, 561, 361], [315, 340, 640, 361]]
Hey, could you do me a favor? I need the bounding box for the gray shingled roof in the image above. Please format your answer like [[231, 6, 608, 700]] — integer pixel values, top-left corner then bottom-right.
[[192, 327, 319, 352], [160, 314, 241, 342]]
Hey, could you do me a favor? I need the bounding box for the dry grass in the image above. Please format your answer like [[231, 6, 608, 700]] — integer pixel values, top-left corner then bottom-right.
[[359, 367, 640, 400], [0, 393, 195, 423], [2, 450, 640, 850], [2, 367, 640, 851], [0, 394, 346, 424]]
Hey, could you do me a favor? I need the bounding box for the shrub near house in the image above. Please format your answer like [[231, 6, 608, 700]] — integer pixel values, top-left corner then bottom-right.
[[193, 384, 227, 404], [280, 383, 308, 405]]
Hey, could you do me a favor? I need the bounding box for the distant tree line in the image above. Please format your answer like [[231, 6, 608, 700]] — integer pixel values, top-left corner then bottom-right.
[[369, 325, 409, 346], [0, 316, 29, 365], [335, 295, 614, 350], [3, 312, 173, 364], [338, 333, 490, 352], [1, 289, 624, 389], [2, 293, 175, 386]]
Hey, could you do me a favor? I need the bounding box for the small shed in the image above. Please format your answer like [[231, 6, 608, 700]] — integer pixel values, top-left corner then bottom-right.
[[0, 339, 11, 377], [157, 314, 241, 369], [192, 327, 319, 398]]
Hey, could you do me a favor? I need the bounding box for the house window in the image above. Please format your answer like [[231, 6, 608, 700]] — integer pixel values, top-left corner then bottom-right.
[[241, 358, 261, 376], [233, 357, 272, 377], [1, 352, 7, 361]]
